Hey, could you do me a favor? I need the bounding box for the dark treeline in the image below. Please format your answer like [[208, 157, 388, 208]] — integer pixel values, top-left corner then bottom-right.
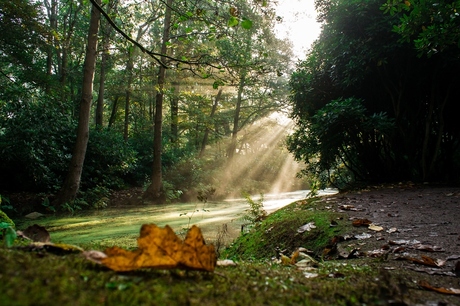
[[287, 0, 460, 189]]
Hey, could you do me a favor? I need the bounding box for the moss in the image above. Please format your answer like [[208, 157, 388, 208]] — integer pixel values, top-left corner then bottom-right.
[[223, 197, 348, 260], [0, 210, 15, 228], [0, 247, 398, 305]]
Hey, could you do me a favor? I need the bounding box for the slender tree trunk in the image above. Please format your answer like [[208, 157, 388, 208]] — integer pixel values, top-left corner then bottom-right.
[[228, 73, 246, 159], [53, 1, 100, 205], [108, 96, 120, 128], [123, 51, 134, 141], [96, 5, 115, 128], [199, 89, 222, 157], [96, 48, 107, 128], [170, 84, 179, 145], [143, 0, 172, 202]]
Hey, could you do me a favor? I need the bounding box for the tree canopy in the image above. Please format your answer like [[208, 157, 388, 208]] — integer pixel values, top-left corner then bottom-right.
[[0, 0, 300, 210], [287, 0, 460, 189]]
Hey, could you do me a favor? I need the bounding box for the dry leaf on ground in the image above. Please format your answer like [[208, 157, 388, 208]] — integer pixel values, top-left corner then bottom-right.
[[418, 280, 460, 295], [100, 224, 216, 272], [297, 222, 316, 233], [405, 255, 445, 267], [368, 223, 384, 231], [352, 219, 372, 227]]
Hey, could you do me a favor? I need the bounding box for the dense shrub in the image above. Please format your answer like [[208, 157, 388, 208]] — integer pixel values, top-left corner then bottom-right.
[[0, 100, 76, 192], [82, 128, 137, 190]]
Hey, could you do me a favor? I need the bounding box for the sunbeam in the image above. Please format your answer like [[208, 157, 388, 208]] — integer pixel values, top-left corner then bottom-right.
[[216, 114, 307, 197]]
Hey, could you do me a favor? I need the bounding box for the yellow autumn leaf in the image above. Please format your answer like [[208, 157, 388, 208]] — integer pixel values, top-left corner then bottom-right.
[[101, 224, 216, 272]]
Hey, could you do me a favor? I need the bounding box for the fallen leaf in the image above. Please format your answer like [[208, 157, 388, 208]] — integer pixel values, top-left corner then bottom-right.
[[280, 254, 291, 265], [83, 250, 108, 264], [297, 222, 316, 233], [418, 280, 460, 295], [295, 254, 318, 268], [406, 266, 456, 277], [368, 223, 384, 232], [100, 224, 216, 272], [303, 272, 319, 278], [389, 239, 420, 246], [290, 249, 300, 264], [446, 255, 460, 261], [386, 227, 398, 233], [367, 249, 386, 257], [414, 244, 444, 252], [355, 232, 372, 240], [352, 219, 372, 227], [217, 259, 237, 266], [406, 255, 444, 267]]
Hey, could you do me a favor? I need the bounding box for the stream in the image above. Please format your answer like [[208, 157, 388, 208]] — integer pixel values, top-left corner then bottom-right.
[[35, 189, 337, 246]]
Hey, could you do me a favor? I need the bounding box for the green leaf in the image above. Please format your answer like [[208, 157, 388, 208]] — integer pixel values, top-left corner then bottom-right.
[[212, 80, 225, 89], [0, 222, 11, 229], [4, 226, 17, 248], [228, 16, 239, 27], [241, 19, 253, 30]]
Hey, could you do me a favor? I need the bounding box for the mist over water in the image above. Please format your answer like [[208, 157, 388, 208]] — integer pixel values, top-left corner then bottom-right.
[[212, 113, 309, 198]]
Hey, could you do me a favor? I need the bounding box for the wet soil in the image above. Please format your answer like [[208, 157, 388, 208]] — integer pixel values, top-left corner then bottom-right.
[[322, 183, 460, 305]]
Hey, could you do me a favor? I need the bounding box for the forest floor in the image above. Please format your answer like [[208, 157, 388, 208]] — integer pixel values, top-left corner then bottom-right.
[[1, 183, 460, 305], [322, 183, 460, 305]]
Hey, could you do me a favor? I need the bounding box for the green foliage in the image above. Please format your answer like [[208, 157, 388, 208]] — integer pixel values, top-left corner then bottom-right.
[[289, 0, 460, 184], [0, 224, 17, 248], [79, 186, 111, 209], [241, 193, 267, 226], [288, 98, 395, 189], [381, 0, 460, 57], [83, 128, 137, 190], [0, 210, 15, 229], [0, 207, 16, 247], [0, 99, 76, 192]]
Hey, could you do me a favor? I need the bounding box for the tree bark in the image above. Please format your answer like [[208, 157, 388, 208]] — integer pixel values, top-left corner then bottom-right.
[[108, 96, 120, 128], [123, 51, 134, 141], [199, 89, 222, 157], [96, 46, 107, 128], [143, 0, 172, 202], [170, 84, 179, 146], [228, 73, 246, 159], [53, 1, 100, 205]]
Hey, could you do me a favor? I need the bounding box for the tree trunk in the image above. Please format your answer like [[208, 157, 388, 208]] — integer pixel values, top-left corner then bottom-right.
[[108, 96, 120, 128], [123, 50, 134, 141], [228, 73, 246, 159], [96, 4, 115, 128], [170, 84, 179, 146], [143, 0, 172, 202], [53, 1, 100, 205], [95, 47, 107, 128], [199, 89, 222, 157]]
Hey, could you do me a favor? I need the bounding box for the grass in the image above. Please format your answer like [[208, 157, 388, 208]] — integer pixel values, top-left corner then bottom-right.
[[1, 197, 458, 305]]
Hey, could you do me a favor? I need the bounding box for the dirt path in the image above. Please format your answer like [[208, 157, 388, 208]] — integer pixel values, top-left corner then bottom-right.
[[321, 183, 460, 305]]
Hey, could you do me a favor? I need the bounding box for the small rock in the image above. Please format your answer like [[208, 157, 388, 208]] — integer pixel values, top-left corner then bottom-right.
[[25, 212, 45, 219]]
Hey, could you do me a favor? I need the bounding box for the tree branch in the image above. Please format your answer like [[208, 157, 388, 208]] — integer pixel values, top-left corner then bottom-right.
[[88, 0, 168, 68]]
